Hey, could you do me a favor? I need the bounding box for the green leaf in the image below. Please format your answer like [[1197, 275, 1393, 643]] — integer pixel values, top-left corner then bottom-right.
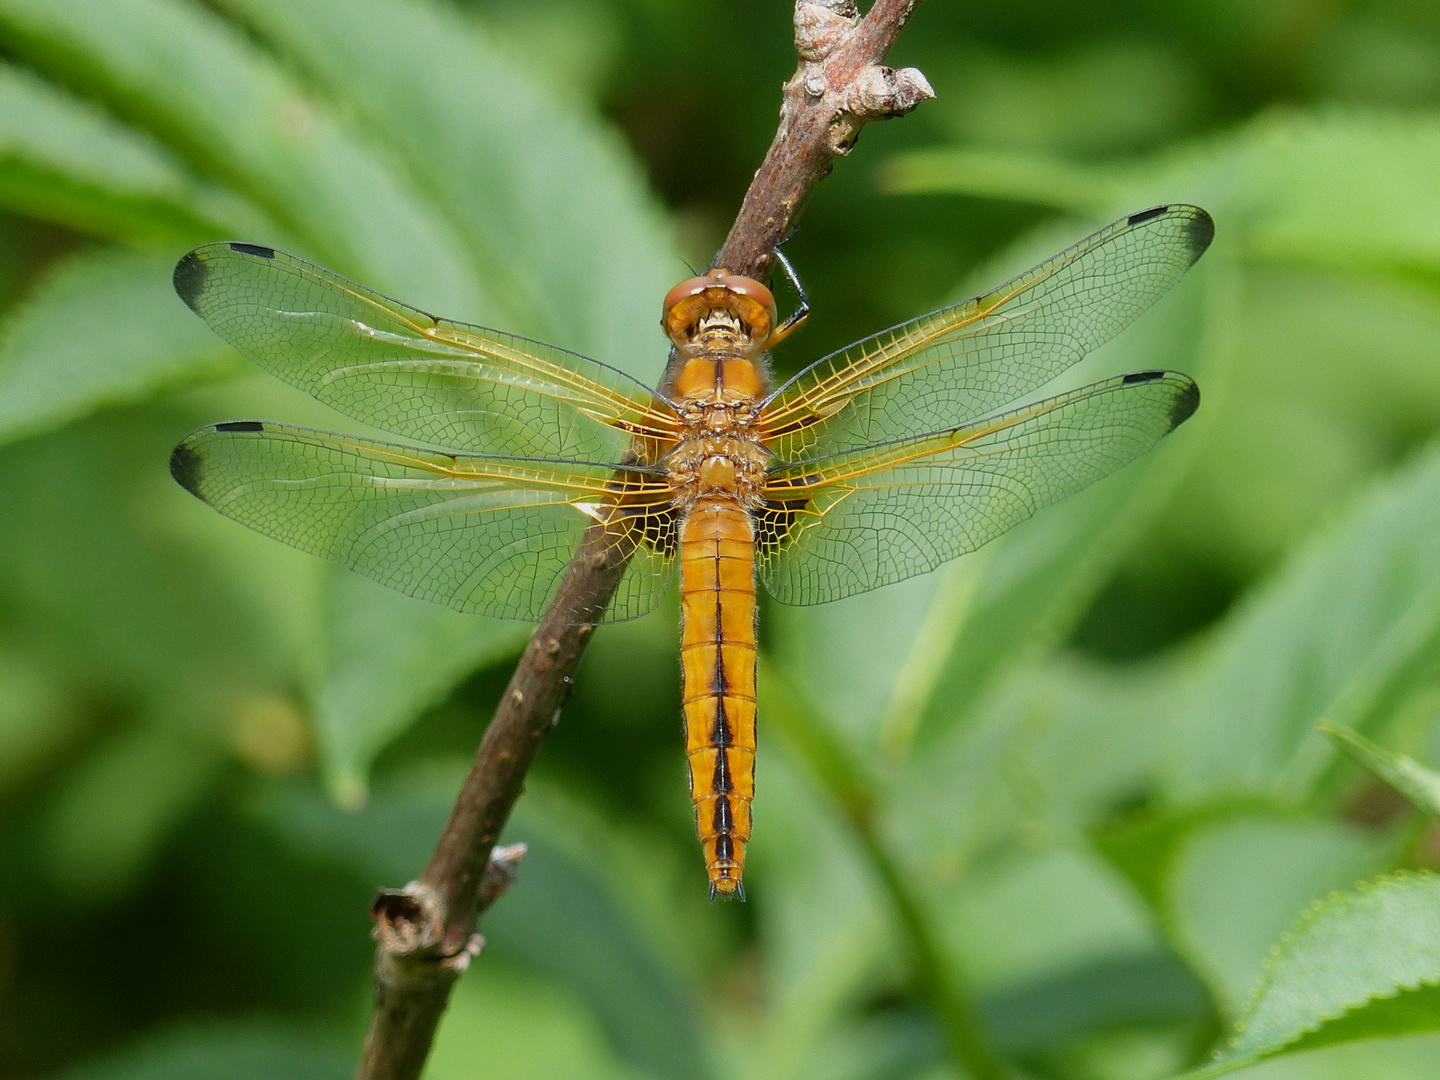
[[880, 144, 1125, 215], [1188, 873, 1440, 1076], [1205, 1035, 1440, 1079], [0, 0, 485, 312], [770, 1012, 940, 1080], [0, 59, 265, 243], [56, 1022, 349, 1080], [1166, 442, 1440, 804], [484, 818, 707, 1080], [1017, 657, 1189, 828], [428, 964, 649, 1080], [0, 407, 312, 901], [753, 664, 1210, 1073], [314, 572, 527, 806], [887, 656, 1212, 904], [0, 643, 77, 795], [904, 472, 1169, 749], [41, 714, 226, 901], [743, 740, 894, 1080], [920, 39, 1203, 157], [1165, 815, 1399, 1017], [1321, 721, 1440, 820], [767, 568, 942, 753], [939, 846, 1166, 998], [473, 0, 622, 103], [0, 246, 238, 448], [0, 410, 291, 693], [219, 0, 680, 373], [884, 110, 1440, 276], [985, 955, 1209, 1055], [1165, 264, 1440, 575], [738, 666, 902, 1079], [1093, 801, 1271, 917]]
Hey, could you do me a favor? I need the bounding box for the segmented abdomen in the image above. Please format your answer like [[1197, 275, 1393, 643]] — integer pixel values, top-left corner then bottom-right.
[[679, 496, 757, 899]]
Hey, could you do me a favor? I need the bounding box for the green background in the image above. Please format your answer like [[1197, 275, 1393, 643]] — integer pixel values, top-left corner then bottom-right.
[[3, 1, 1440, 1078]]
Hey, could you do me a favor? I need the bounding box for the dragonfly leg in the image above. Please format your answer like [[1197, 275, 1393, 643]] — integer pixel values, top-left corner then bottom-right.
[[766, 247, 809, 346]]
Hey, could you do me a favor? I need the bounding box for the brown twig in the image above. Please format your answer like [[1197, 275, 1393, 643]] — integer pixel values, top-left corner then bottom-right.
[[354, 4, 932, 1077], [714, 0, 932, 280]]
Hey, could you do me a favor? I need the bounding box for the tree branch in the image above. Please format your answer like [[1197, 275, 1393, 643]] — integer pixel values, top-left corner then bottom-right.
[[714, 0, 932, 279], [355, 4, 932, 1077]]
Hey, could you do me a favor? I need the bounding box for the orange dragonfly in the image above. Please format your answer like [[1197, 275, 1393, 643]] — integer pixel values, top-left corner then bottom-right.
[[170, 204, 1212, 899]]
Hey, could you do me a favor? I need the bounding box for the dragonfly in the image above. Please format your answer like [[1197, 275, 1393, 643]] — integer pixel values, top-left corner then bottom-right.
[[170, 204, 1213, 900]]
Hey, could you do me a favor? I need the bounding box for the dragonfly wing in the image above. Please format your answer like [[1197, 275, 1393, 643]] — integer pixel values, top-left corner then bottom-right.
[[760, 205, 1212, 459], [757, 370, 1197, 604], [174, 243, 680, 460], [170, 422, 678, 622]]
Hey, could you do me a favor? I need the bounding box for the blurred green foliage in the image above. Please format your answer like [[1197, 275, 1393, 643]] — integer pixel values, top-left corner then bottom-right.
[[3, 0, 1440, 1078]]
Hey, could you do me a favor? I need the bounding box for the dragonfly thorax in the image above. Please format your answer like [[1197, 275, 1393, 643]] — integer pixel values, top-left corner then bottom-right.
[[673, 395, 761, 429], [666, 431, 769, 509], [668, 353, 769, 406]]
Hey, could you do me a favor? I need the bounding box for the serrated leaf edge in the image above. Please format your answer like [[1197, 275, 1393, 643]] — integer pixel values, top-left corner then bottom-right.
[[1217, 869, 1440, 1060]]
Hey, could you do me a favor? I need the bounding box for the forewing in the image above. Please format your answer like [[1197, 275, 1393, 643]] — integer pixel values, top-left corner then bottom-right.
[[170, 422, 677, 622], [759, 206, 1213, 460], [757, 371, 1198, 604], [174, 243, 680, 459]]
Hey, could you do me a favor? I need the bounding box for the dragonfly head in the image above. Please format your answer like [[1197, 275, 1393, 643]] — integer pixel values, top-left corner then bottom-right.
[[663, 269, 778, 355]]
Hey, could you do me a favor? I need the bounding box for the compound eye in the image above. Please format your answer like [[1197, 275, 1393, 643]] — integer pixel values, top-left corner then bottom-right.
[[718, 275, 776, 316], [662, 275, 716, 317], [662, 276, 719, 344]]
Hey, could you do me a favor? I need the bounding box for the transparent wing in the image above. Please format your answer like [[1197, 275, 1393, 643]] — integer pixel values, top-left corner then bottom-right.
[[170, 421, 678, 622], [174, 243, 681, 460], [759, 205, 1213, 461], [756, 371, 1198, 604]]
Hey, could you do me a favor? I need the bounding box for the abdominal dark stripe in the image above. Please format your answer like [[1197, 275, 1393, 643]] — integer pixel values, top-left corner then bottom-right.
[[712, 705, 731, 745], [712, 572, 727, 694], [713, 744, 732, 793], [711, 566, 731, 746], [711, 546, 737, 847]]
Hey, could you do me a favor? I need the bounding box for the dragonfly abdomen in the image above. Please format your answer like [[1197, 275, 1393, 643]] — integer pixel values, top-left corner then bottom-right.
[[679, 496, 757, 900]]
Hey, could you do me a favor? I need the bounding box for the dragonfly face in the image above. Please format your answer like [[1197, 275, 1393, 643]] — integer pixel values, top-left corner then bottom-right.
[[663, 267, 779, 355], [170, 204, 1213, 899]]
